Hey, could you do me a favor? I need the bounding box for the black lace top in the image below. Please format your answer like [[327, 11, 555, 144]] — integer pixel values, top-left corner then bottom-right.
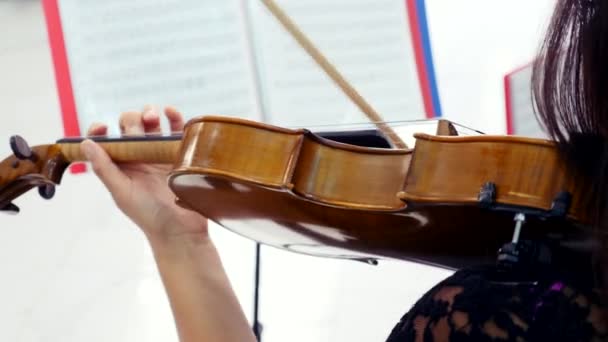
[[386, 266, 608, 341]]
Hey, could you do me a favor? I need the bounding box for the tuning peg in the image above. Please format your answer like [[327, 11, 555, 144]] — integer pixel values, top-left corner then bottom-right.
[[38, 184, 55, 200], [10, 135, 37, 162], [0, 202, 19, 214]]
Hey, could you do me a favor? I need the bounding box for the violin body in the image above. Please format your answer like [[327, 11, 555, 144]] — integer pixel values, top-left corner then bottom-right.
[[0, 115, 591, 269], [168, 116, 588, 268]]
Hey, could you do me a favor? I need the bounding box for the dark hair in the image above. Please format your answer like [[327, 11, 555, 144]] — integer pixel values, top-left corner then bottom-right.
[[532, 0, 608, 293]]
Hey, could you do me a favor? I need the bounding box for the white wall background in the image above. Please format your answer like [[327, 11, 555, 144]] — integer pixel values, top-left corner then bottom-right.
[[0, 0, 555, 341], [426, 0, 555, 134]]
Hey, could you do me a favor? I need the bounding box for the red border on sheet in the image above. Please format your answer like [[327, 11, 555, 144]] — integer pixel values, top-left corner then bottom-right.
[[504, 74, 514, 135], [42, 0, 86, 173], [405, 0, 433, 119], [504, 61, 533, 135], [42, 1, 438, 148]]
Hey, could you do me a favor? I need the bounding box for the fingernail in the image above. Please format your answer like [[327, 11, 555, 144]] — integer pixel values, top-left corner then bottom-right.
[[143, 107, 158, 120], [143, 112, 158, 122], [81, 140, 95, 160]]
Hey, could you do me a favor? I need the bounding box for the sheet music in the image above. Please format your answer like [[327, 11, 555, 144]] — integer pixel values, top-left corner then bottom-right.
[[56, 0, 428, 132], [507, 65, 545, 138], [57, 0, 261, 135], [247, 0, 426, 127]]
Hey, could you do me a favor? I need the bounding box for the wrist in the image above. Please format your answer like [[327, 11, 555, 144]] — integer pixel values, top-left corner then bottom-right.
[[146, 229, 215, 263]]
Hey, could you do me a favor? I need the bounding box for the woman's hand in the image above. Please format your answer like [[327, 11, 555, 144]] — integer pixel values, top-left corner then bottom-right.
[[80, 105, 208, 245], [80, 106, 256, 342]]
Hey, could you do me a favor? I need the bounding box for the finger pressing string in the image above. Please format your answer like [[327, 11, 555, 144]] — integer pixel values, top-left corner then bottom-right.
[[165, 106, 185, 133], [119, 111, 146, 136], [142, 106, 162, 134], [87, 123, 108, 137]]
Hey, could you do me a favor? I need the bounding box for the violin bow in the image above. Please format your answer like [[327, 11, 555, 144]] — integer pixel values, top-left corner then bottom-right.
[[261, 0, 408, 149]]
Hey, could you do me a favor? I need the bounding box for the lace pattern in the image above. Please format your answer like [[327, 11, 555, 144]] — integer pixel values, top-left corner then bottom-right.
[[386, 267, 608, 342]]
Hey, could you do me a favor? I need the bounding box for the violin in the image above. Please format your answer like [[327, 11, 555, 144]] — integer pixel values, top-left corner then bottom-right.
[[0, 115, 592, 269], [2, 0, 592, 270]]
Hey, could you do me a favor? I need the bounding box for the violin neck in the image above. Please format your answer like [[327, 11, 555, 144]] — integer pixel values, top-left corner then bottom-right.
[[56, 135, 182, 164]]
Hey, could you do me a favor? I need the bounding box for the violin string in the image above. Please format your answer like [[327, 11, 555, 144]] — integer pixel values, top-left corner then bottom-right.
[[74, 120, 482, 140], [73, 131, 184, 140]]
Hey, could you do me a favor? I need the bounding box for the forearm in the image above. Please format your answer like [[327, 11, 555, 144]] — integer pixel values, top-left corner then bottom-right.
[[149, 233, 256, 342]]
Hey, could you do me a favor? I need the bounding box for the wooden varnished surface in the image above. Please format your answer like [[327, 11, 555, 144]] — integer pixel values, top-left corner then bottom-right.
[[168, 116, 591, 268], [400, 133, 583, 221], [0, 115, 592, 268], [59, 140, 180, 164], [175, 120, 303, 187], [291, 135, 410, 210]]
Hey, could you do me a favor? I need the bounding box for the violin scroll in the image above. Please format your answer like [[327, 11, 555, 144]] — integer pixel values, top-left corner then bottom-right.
[[38, 184, 56, 200], [1, 202, 20, 214], [0, 136, 70, 214], [10, 135, 37, 162]]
